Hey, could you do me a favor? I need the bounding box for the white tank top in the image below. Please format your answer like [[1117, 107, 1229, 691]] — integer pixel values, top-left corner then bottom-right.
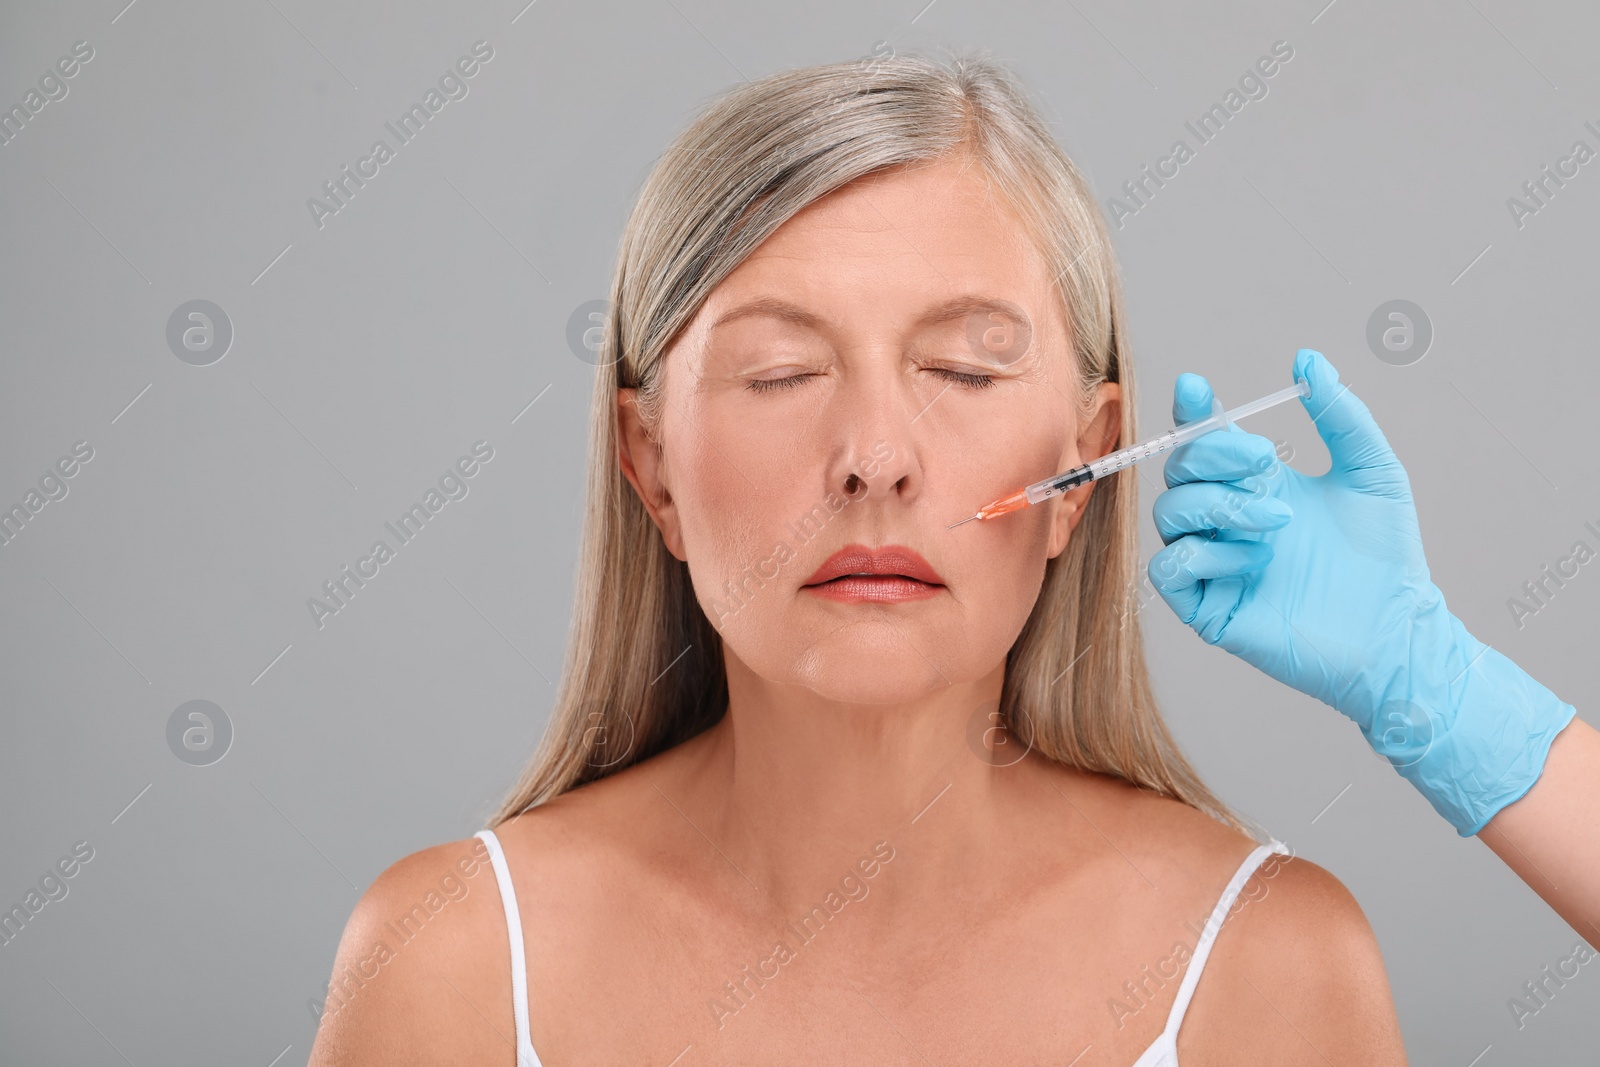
[[475, 828, 1289, 1066]]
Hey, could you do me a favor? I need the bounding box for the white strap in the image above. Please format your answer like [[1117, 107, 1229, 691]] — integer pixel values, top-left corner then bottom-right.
[[475, 829, 542, 1066], [1163, 838, 1291, 1037]]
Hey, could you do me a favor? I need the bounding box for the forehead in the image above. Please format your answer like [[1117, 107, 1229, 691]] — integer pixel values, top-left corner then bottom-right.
[[697, 158, 1061, 336]]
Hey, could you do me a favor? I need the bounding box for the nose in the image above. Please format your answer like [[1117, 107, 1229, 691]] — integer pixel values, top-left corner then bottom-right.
[[826, 399, 920, 506], [836, 445, 913, 502]]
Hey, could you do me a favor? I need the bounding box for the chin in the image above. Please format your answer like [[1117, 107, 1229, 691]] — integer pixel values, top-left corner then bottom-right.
[[779, 630, 963, 701], [791, 664, 956, 705]]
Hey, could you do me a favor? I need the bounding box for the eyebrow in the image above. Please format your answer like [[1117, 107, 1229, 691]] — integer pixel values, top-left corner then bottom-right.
[[707, 294, 1029, 335]]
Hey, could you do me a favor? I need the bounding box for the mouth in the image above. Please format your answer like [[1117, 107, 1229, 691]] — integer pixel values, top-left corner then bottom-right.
[[802, 543, 945, 589]]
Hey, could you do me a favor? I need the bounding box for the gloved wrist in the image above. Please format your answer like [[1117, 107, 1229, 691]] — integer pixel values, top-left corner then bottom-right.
[[1368, 590, 1576, 836]]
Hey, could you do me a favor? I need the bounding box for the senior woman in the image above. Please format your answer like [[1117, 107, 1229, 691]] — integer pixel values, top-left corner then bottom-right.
[[310, 53, 1406, 1065]]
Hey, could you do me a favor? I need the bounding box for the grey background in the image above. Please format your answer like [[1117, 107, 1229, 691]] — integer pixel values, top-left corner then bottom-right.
[[2, 0, 1596, 1062]]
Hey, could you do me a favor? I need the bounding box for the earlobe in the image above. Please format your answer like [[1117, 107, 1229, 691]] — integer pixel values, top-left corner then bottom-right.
[[1047, 499, 1081, 559], [616, 389, 686, 560]]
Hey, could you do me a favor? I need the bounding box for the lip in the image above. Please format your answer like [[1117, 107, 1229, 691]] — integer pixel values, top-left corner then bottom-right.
[[803, 543, 945, 588]]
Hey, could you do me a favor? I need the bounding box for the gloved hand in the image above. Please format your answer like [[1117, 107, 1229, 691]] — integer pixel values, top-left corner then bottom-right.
[[1146, 348, 1576, 836]]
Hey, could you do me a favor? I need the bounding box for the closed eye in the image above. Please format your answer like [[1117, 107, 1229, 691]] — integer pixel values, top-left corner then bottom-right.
[[928, 367, 997, 390], [745, 367, 997, 393], [746, 373, 816, 394]]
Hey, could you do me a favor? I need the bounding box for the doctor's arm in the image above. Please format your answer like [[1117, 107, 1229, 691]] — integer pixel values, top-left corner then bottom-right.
[[1146, 349, 1597, 937], [1478, 714, 1600, 941]]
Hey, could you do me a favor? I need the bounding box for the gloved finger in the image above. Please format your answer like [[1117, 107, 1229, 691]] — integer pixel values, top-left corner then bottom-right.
[[1171, 372, 1250, 427], [1173, 372, 1215, 425], [1163, 430, 1281, 489], [1293, 348, 1401, 474], [1152, 481, 1292, 544], [1147, 537, 1275, 625]]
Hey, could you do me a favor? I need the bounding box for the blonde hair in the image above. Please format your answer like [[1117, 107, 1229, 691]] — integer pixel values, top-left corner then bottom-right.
[[489, 49, 1260, 839]]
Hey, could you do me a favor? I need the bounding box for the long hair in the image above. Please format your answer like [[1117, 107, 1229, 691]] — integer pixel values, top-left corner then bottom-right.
[[488, 49, 1260, 840]]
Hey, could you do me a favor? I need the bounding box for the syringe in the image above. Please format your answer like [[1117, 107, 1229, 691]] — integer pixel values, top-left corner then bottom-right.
[[947, 377, 1312, 529]]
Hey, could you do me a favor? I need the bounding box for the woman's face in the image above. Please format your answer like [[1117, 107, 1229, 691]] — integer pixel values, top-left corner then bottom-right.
[[618, 156, 1120, 705]]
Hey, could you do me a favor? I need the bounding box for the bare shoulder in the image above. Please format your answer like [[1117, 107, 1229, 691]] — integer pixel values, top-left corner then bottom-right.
[[305, 834, 517, 1067], [306, 743, 691, 1065], [1035, 764, 1404, 1063], [1182, 845, 1407, 1065], [1034, 759, 1265, 880]]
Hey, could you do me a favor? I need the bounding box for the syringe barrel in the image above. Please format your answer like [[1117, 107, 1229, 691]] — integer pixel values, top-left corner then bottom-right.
[[1089, 426, 1191, 479], [1025, 464, 1095, 504], [1074, 409, 1224, 487]]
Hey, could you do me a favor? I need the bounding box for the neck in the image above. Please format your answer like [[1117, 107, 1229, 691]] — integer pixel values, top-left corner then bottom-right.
[[673, 649, 1034, 934]]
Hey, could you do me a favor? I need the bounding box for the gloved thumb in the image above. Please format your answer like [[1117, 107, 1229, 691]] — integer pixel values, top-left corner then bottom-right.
[[1293, 348, 1399, 474], [1172, 373, 1213, 425]]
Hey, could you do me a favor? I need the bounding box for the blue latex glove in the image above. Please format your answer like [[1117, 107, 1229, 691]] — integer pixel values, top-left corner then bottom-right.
[[1146, 348, 1576, 836]]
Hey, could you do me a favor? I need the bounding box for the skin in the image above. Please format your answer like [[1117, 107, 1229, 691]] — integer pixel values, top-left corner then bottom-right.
[[1479, 715, 1600, 942], [309, 156, 1405, 1066]]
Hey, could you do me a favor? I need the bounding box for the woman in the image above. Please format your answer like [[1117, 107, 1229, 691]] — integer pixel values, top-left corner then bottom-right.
[[309, 52, 1406, 1065]]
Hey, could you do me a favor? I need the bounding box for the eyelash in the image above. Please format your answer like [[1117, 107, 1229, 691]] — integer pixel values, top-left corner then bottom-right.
[[746, 368, 997, 394], [930, 368, 998, 390]]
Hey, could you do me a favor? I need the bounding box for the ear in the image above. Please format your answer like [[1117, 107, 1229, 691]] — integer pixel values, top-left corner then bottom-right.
[[616, 388, 687, 561], [1047, 381, 1121, 559]]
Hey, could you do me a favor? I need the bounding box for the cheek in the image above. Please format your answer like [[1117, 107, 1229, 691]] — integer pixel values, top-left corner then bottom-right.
[[976, 513, 1055, 631], [667, 411, 820, 613], [941, 404, 1071, 610], [947, 396, 1077, 521]]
